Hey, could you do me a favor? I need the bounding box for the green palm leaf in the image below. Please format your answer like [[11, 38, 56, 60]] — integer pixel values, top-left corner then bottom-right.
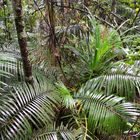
[[75, 87, 140, 134], [33, 124, 84, 140], [0, 79, 58, 140], [83, 61, 140, 99], [55, 82, 75, 109], [85, 74, 138, 98]]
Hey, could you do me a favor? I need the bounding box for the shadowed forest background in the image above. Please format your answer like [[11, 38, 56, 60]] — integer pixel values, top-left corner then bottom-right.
[[0, 0, 140, 140]]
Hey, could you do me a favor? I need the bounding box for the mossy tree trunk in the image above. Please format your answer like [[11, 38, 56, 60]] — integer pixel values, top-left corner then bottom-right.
[[11, 0, 33, 84]]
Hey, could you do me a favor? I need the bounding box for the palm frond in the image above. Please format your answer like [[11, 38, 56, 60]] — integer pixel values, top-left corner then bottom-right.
[[80, 61, 140, 100], [55, 82, 94, 139], [0, 52, 24, 91], [33, 124, 84, 140], [85, 74, 137, 99], [0, 78, 59, 140], [55, 82, 75, 109], [75, 88, 140, 134]]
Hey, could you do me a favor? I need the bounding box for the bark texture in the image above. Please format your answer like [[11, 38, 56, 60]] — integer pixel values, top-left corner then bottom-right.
[[12, 0, 33, 84]]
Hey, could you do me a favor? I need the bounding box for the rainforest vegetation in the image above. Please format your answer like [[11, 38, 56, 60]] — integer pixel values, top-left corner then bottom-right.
[[0, 0, 140, 140]]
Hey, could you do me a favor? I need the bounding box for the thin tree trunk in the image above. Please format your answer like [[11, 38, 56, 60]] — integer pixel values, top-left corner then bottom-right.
[[12, 0, 33, 84], [46, 1, 59, 66]]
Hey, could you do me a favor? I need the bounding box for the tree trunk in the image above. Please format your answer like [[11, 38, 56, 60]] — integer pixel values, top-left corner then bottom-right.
[[11, 0, 33, 84], [45, 1, 59, 66]]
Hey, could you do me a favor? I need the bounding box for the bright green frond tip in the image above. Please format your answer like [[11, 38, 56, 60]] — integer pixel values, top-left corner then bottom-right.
[[55, 82, 75, 109]]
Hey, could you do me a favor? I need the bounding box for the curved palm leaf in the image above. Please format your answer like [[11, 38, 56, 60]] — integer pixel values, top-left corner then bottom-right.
[[33, 124, 84, 140], [85, 74, 138, 99], [57, 81, 140, 135], [82, 61, 140, 100], [75, 88, 140, 134], [0, 79, 59, 140]]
